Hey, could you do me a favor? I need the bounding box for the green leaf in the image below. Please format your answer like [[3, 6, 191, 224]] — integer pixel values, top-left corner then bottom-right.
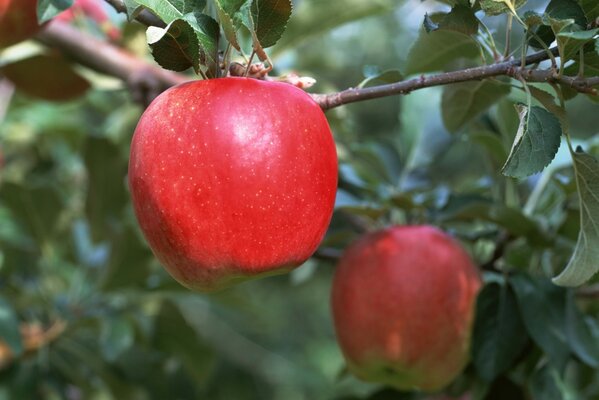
[[153, 300, 215, 382], [133, 0, 207, 23], [147, 19, 201, 72], [37, 0, 74, 23], [215, 0, 249, 50], [580, 0, 599, 20], [101, 226, 152, 290], [272, 0, 395, 56], [501, 105, 562, 179], [470, 130, 508, 163], [438, 4, 479, 36], [527, 85, 567, 124], [553, 148, 599, 286], [0, 182, 62, 243], [147, 12, 219, 75], [530, 0, 587, 49], [565, 291, 599, 367], [84, 137, 127, 240], [471, 282, 528, 382], [442, 80, 511, 132], [122, 0, 145, 20], [357, 70, 403, 89], [529, 365, 563, 400], [511, 275, 570, 368], [557, 28, 599, 61], [405, 30, 480, 75], [479, 0, 527, 16], [439, 196, 552, 246], [0, 296, 22, 356], [250, 0, 293, 48], [100, 317, 134, 362]]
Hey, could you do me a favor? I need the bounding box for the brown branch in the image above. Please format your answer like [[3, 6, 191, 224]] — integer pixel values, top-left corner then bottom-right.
[[36, 21, 187, 105], [34, 21, 598, 109], [313, 48, 598, 110], [576, 284, 599, 299]]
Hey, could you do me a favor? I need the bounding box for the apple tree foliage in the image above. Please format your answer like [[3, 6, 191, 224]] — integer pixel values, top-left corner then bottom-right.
[[0, 0, 599, 398]]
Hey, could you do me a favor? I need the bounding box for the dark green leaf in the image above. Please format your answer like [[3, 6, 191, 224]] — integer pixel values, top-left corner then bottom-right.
[[153, 300, 215, 382], [565, 291, 599, 367], [472, 282, 528, 382], [215, 0, 249, 50], [439, 196, 551, 246], [511, 275, 570, 368], [272, 0, 395, 56], [580, 0, 599, 20], [529, 365, 563, 400], [37, 0, 74, 23], [0, 182, 62, 243], [250, 0, 293, 48], [527, 85, 567, 124], [146, 13, 219, 75], [405, 30, 479, 75], [147, 19, 200, 72], [470, 130, 508, 163], [553, 149, 599, 286], [530, 0, 587, 49], [0, 296, 22, 356], [502, 105, 562, 179], [84, 137, 128, 240], [557, 28, 599, 60], [442, 80, 511, 132], [101, 226, 152, 290]]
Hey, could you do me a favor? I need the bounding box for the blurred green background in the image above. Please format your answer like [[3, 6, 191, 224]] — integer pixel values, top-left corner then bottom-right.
[[2, 0, 599, 399]]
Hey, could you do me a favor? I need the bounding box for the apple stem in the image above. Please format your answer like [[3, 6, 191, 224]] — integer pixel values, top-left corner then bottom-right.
[[244, 51, 256, 77]]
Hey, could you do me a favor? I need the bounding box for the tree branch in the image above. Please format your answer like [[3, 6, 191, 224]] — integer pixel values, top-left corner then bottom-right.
[[37, 21, 187, 105], [35, 21, 598, 109], [313, 49, 598, 110]]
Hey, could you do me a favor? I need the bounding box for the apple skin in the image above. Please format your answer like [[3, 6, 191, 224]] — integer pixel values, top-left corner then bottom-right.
[[331, 225, 481, 392], [129, 77, 338, 291], [0, 0, 40, 49]]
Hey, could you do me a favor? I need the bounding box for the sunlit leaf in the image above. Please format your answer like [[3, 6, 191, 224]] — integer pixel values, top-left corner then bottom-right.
[[502, 105, 562, 179], [553, 148, 599, 286]]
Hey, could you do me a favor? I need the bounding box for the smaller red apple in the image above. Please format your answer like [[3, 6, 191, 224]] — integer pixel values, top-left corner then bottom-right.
[[332, 225, 481, 392]]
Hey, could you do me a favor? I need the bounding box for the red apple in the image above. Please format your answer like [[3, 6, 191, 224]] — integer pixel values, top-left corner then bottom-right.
[[0, 0, 40, 48], [129, 77, 338, 291], [331, 225, 481, 392]]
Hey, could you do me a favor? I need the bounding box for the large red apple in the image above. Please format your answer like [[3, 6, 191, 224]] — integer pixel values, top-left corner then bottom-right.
[[129, 77, 338, 291], [332, 225, 481, 392], [0, 0, 40, 49]]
